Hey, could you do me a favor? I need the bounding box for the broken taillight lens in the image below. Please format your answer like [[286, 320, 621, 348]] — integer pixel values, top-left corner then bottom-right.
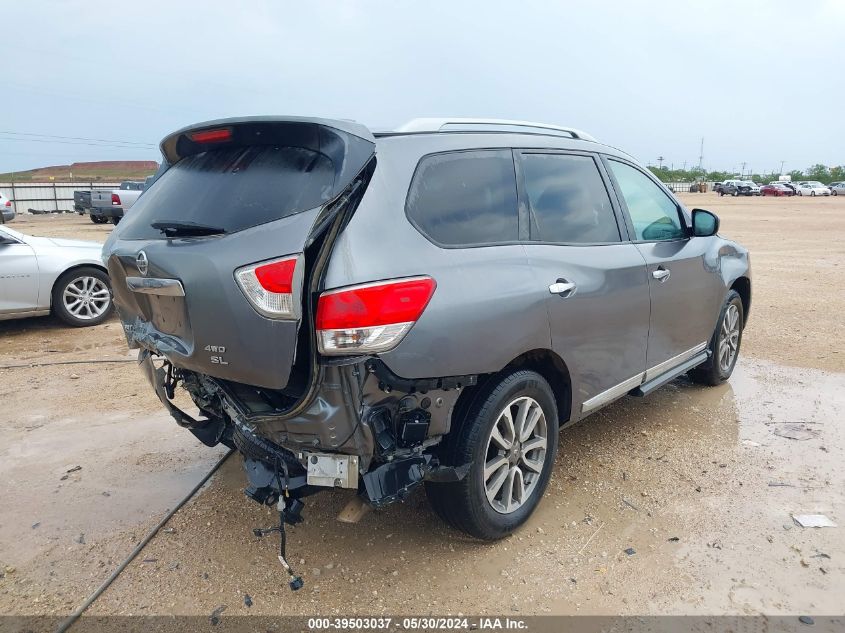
[[316, 276, 436, 355], [235, 255, 301, 319]]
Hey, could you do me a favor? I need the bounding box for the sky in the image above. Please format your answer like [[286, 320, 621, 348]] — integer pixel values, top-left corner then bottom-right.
[[1, 0, 842, 175]]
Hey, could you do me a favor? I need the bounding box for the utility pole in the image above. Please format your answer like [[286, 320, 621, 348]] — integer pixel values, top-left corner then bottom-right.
[[657, 156, 664, 169], [697, 138, 704, 173], [740, 162, 747, 178], [780, 160, 785, 175]]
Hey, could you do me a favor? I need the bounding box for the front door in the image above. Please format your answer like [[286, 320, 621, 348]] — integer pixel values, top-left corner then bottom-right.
[[516, 151, 650, 418], [0, 230, 40, 313], [604, 158, 724, 379]]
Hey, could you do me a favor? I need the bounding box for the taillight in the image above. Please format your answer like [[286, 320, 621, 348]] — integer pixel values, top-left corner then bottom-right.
[[235, 255, 301, 319], [111, 193, 121, 206], [316, 276, 436, 355], [189, 128, 232, 143]]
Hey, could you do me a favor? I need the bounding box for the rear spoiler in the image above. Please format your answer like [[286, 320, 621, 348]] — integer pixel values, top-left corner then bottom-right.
[[157, 116, 376, 198]]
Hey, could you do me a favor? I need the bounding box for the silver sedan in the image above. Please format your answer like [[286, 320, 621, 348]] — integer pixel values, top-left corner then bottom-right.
[[0, 225, 113, 326]]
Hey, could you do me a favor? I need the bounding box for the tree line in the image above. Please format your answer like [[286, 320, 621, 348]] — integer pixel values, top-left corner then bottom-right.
[[648, 164, 845, 184]]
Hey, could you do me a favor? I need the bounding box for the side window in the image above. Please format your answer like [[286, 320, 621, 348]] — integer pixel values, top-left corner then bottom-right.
[[607, 160, 686, 241], [521, 153, 620, 243], [406, 150, 518, 246]]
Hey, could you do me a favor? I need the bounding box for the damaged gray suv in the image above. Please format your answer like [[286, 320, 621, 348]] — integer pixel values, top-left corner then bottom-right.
[[104, 116, 750, 551]]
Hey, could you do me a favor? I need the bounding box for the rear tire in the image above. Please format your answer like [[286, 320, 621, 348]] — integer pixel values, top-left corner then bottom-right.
[[90, 215, 107, 224], [426, 370, 558, 540], [688, 290, 744, 386], [52, 266, 113, 327]]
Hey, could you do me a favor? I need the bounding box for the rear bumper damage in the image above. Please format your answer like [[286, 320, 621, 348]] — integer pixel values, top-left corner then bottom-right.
[[139, 351, 473, 508]]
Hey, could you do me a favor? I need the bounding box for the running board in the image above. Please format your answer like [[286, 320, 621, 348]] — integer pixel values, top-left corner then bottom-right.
[[629, 351, 710, 397]]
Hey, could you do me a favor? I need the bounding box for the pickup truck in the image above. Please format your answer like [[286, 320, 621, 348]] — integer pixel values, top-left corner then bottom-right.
[[90, 178, 152, 224], [73, 190, 92, 215]]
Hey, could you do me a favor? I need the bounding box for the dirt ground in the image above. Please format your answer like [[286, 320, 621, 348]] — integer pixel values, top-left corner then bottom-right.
[[1, 195, 843, 620]]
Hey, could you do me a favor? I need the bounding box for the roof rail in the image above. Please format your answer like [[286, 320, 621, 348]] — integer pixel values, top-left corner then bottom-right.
[[394, 118, 597, 142]]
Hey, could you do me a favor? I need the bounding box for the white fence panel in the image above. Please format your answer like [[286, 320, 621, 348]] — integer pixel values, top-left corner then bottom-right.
[[0, 182, 121, 214]]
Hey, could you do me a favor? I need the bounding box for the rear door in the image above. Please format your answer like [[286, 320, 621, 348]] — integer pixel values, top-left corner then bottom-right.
[[103, 118, 375, 390], [516, 151, 650, 417], [604, 158, 724, 379]]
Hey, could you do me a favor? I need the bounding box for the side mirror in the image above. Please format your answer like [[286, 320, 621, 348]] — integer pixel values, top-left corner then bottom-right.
[[692, 209, 719, 237]]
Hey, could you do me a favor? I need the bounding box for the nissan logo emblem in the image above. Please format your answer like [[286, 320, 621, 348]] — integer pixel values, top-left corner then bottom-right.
[[136, 251, 149, 276]]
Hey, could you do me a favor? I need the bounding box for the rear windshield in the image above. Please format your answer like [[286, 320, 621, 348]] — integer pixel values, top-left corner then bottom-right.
[[120, 145, 336, 239]]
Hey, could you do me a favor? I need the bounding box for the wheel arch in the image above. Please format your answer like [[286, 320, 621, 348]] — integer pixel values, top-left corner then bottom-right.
[[729, 276, 751, 325], [449, 348, 573, 439], [50, 263, 110, 309]]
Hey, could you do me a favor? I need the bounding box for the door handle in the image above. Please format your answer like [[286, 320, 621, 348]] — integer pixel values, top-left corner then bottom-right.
[[549, 280, 577, 296], [652, 267, 671, 282]]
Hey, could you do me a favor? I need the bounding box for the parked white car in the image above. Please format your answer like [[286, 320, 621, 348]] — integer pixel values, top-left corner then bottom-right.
[[797, 182, 831, 196], [0, 225, 113, 326], [0, 192, 14, 223]]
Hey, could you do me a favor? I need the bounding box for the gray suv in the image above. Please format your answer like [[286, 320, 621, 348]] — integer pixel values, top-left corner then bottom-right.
[[104, 116, 750, 548]]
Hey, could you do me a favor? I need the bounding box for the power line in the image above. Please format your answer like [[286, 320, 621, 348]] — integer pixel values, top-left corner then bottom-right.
[[0, 136, 157, 150], [0, 130, 156, 147]]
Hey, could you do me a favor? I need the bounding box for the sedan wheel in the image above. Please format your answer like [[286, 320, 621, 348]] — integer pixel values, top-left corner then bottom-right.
[[52, 266, 113, 327], [811, 191, 816, 197], [63, 276, 110, 320]]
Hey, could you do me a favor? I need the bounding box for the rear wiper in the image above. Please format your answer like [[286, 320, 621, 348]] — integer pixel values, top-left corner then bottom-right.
[[151, 220, 225, 237]]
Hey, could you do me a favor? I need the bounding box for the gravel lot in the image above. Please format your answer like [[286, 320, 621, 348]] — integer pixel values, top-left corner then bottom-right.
[[1, 194, 843, 619]]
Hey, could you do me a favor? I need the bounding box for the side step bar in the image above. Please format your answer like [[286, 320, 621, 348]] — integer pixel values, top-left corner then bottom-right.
[[629, 351, 710, 397]]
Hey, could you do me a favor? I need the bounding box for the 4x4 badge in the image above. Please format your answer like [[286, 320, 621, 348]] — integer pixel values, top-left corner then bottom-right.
[[136, 251, 148, 276]]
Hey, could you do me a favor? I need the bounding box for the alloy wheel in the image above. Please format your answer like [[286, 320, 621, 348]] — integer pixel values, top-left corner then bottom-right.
[[718, 303, 740, 373], [483, 396, 548, 514], [63, 276, 111, 320]]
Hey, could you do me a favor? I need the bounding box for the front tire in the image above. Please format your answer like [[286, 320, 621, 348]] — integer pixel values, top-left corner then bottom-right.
[[688, 290, 744, 386], [426, 370, 559, 540], [52, 267, 113, 327]]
